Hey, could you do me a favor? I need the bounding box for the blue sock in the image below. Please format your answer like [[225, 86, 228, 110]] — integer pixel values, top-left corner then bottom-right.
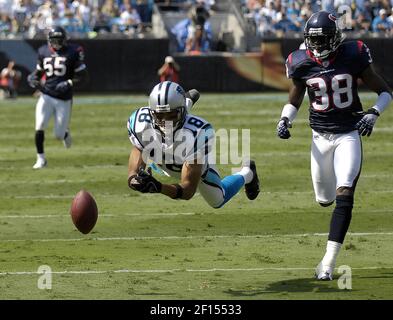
[[220, 174, 245, 207], [202, 169, 246, 208]]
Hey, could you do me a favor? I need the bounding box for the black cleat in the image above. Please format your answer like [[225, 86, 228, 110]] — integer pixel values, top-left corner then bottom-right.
[[186, 89, 200, 105], [245, 160, 260, 200]]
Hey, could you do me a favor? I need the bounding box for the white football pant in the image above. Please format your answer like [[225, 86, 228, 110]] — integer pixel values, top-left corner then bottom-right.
[[311, 130, 362, 204], [35, 93, 72, 140], [198, 166, 225, 208]]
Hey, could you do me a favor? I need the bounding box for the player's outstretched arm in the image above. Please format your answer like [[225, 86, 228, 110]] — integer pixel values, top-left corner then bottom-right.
[[128, 146, 146, 181], [161, 162, 202, 200], [356, 65, 393, 136], [277, 79, 306, 139]]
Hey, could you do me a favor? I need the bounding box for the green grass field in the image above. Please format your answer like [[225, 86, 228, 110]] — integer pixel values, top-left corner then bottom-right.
[[0, 93, 393, 300]]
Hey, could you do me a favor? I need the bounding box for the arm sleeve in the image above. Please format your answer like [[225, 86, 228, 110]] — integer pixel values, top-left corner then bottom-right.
[[127, 112, 143, 150]]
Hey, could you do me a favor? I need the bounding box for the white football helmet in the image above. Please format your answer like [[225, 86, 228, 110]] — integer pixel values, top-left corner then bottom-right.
[[148, 81, 187, 133]]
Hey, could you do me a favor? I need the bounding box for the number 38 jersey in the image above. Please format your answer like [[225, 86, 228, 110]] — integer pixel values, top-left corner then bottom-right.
[[286, 41, 372, 133], [36, 44, 86, 100], [127, 107, 214, 178]]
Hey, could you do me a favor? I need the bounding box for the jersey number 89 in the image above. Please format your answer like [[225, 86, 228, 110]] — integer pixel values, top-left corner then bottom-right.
[[306, 74, 353, 111]]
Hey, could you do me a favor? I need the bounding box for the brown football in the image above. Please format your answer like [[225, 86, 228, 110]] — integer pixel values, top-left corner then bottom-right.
[[70, 190, 98, 234]]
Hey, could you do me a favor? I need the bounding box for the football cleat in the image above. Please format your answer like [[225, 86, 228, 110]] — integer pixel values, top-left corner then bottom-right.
[[33, 158, 47, 169], [63, 131, 72, 148], [245, 160, 260, 200], [316, 271, 333, 281], [315, 262, 334, 281]]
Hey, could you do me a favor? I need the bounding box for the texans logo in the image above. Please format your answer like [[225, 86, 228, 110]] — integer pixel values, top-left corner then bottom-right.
[[328, 14, 337, 22]]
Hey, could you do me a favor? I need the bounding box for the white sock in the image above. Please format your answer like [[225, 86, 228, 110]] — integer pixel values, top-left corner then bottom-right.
[[321, 240, 342, 270], [37, 153, 45, 160], [235, 166, 253, 184]]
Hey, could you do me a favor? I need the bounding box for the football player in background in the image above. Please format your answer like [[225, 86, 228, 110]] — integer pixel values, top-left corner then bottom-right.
[[127, 81, 260, 208], [27, 26, 88, 169], [276, 11, 392, 280]]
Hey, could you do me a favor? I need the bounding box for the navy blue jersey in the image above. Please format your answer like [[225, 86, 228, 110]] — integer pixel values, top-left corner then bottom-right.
[[36, 43, 86, 100], [286, 41, 372, 133]]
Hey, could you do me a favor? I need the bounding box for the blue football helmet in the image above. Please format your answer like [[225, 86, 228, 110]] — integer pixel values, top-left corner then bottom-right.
[[48, 26, 67, 51], [304, 11, 343, 59]]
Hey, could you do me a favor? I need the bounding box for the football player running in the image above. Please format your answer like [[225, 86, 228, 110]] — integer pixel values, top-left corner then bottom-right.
[[127, 81, 260, 207], [277, 11, 392, 280], [28, 26, 88, 169]]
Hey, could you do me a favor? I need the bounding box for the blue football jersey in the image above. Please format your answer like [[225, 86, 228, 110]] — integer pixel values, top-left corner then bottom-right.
[[36, 43, 86, 100], [286, 41, 373, 133]]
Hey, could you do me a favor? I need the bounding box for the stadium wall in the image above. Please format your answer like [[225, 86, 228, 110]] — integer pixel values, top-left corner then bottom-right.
[[0, 38, 391, 94]]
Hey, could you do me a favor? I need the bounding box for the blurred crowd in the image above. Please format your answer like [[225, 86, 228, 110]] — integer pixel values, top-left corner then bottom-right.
[[0, 0, 155, 39], [242, 0, 393, 37]]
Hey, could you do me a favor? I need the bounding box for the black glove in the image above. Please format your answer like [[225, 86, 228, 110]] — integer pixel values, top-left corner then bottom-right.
[[55, 80, 72, 93], [355, 108, 379, 137], [128, 167, 162, 193], [27, 73, 40, 89], [277, 117, 292, 139]]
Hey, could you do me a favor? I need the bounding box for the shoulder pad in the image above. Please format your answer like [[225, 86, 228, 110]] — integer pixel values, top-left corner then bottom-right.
[[285, 49, 310, 79], [127, 107, 153, 149]]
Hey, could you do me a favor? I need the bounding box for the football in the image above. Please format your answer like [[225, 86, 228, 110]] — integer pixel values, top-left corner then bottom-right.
[[70, 190, 98, 234]]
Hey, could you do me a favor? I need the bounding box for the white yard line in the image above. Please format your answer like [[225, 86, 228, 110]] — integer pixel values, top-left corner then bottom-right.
[[1, 232, 393, 243], [5, 188, 393, 200], [0, 212, 195, 219], [1, 208, 392, 219], [0, 266, 392, 276]]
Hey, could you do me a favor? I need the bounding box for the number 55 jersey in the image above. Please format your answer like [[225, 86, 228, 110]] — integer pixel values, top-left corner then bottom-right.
[[127, 107, 215, 177], [286, 41, 372, 133], [37, 43, 86, 100]]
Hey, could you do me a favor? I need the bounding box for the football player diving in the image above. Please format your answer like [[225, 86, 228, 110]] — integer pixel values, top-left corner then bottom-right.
[[27, 26, 88, 169], [276, 11, 392, 280], [127, 81, 260, 208]]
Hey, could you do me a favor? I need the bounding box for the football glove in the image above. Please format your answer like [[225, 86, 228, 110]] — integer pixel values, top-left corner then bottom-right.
[[355, 108, 380, 137], [27, 73, 40, 89], [55, 80, 72, 93], [277, 117, 292, 139], [128, 167, 162, 193]]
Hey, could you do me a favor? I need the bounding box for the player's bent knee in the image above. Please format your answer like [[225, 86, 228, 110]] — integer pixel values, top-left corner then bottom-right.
[[210, 202, 224, 209], [204, 196, 225, 209]]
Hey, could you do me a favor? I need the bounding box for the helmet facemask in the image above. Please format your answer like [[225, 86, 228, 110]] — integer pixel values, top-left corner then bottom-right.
[[304, 26, 342, 60], [151, 106, 186, 136], [49, 37, 66, 50]]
